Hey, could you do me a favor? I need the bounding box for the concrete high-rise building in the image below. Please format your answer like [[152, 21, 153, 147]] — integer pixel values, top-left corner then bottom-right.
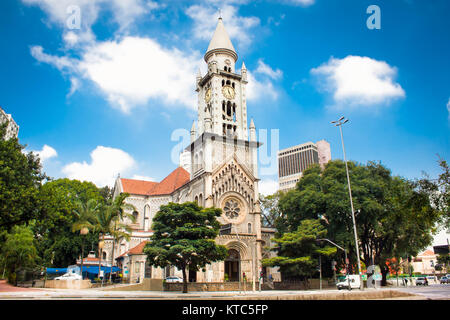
[[278, 140, 331, 192], [0, 106, 19, 140]]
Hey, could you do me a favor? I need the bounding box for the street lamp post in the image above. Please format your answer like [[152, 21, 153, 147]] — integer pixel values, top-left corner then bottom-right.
[[316, 238, 351, 291], [80, 227, 89, 280], [331, 117, 363, 290]]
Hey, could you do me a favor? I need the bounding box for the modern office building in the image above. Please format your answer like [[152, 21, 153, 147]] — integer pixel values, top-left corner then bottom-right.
[[0, 106, 19, 140], [278, 140, 331, 192]]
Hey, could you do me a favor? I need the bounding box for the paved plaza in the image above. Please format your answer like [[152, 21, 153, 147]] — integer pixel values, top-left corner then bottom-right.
[[2, 280, 449, 300]]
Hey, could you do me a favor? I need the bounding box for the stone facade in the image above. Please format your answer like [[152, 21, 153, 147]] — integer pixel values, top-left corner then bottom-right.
[[105, 18, 280, 285]]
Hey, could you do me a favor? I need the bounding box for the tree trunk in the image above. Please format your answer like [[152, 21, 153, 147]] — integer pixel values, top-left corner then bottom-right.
[[109, 237, 116, 283], [182, 266, 188, 293], [80, 236, 84, 280], [380, 264, 389, 287], [98, 234, 104, 282]]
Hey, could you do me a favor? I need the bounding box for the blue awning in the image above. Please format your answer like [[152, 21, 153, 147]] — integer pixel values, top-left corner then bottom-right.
[[46, 266, 121, 275], [84, 266, 121, 275], [46, 268, 67, 274]]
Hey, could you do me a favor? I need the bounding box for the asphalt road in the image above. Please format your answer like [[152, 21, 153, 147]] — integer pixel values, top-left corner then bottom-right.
[[395, 284, 450, 300]]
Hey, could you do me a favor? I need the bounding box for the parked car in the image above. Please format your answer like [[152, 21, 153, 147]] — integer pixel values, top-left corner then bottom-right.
[[415, 277, 428, 286], [54, 272, 82, 280], [440, 276, 449, 284], [165, 276, 183, 283]]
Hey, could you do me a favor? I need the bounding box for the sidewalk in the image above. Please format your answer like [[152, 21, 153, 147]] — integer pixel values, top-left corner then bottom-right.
[[0, 285, 420, 300], [0, 280, 43, 292]]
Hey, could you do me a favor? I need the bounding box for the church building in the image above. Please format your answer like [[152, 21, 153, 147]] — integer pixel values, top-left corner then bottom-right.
[[106, 18, 280, 284]]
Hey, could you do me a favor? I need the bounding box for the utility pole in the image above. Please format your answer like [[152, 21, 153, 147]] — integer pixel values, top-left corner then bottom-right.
[[316, 238, 351, 291], [331, 117, 363, 290], [319, 254, 322, 290]]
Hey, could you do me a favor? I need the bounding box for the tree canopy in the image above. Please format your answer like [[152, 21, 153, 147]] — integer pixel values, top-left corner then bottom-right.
[[144, 202, 228, 293], [0, 124, 44, 232], [34, 178, 104, 267], [273, 160, 442, 284], [262, 219, 336, 281]]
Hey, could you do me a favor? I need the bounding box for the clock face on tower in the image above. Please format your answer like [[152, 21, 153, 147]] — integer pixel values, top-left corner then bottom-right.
[[222, 85, 235, 100], [204, 88, 212, 103]]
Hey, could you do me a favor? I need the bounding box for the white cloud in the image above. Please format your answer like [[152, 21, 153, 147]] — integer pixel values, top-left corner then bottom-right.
[[258, 179, 278, 196], [30, 45, 76, 71], [131, 174, 155, 181], [22, 0, 150, 30], [255, 59, 283, 80], [35, 145, 58, 162], [311, 55, 405, 108], [246, 71, 279, 101], [67, 77, 80, 97], [62, 146, 136, 187], [31, 37, 202, 112], [186, 4, 260, 49], [28, 1, 277, 112], [447, 98, 450, 120], [286, 0, 315, 6]]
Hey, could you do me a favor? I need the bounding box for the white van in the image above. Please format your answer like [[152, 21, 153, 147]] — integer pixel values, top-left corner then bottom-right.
[[336, 275, 360, 290]]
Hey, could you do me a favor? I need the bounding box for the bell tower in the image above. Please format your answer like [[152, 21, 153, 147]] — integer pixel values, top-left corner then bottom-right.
[[196, 17, 249, 141]]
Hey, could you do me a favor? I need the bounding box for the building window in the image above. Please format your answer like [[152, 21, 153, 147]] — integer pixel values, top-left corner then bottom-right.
[[248, 223, 252, 233], [135, 262, 140, 274]]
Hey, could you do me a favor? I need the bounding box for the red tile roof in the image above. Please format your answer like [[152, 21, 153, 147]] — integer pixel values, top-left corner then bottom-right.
[[120, 167, 190, 196], [128, 241, 148, 255], [120, 179, 158, 195], [420, 250, 435, 256], [116, 241, 148, 259]]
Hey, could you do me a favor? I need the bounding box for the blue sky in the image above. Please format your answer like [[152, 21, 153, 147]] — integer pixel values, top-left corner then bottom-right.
[[1, 0, 449, 195]]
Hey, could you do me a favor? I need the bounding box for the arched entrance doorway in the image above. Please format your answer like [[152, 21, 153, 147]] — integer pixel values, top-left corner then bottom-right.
[[224, 249, 240, 281]]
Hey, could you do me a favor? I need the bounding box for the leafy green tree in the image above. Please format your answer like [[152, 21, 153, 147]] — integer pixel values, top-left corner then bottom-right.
[[259, 191, 283, 230], [262, 219, 336, 284], [418, 156, 449, 229], [144, 202, 228, 293], [105, 193, 135, 282], [0, 124, 44, 233], [1, 225, 38, 284], [72, 198, 100, 277], [276, 160, 441, 285], [437, 253, 450, 273], [34, 179, 104, 267], [99, 186, 114, 202], [94, 201, 133, 281]]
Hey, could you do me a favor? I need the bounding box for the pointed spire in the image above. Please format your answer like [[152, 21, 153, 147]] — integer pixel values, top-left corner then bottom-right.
[[196, 68, 202, 78], [190, 121, 196, 143], [249, 118, 256, 142], [204, 18, 238, 62], [249, 118, 255, 129], [241, 61, 246, 70]]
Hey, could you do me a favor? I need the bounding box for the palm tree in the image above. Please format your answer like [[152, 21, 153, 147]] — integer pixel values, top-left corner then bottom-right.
[[107, 193, 136, 282], [72, 199, 99, 279], [94, 204, 116, 281], [93, 193, 136, 283]]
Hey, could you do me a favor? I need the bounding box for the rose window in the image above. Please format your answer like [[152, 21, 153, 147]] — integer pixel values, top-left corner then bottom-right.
[[223, 199, 241, 219]]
